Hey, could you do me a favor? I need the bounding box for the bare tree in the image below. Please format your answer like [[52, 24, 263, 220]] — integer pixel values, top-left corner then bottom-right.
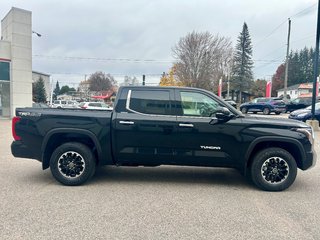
[[88, 71, 116, 92], [78, 80, 91, 99], [173, 31, 232, 91]]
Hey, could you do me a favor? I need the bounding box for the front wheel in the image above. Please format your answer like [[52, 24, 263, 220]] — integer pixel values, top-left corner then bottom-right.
[[250, 147, 297, 191], [50, 142, 96, 186]]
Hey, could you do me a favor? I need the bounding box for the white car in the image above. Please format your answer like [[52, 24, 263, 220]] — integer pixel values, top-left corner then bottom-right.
[[51, 100, 79, 109], [78, 102, 112, 110]]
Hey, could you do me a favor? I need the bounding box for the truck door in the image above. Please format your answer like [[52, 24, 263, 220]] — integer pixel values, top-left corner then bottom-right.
[[112, 88, 176, 165], [173, 89, 241, 167]]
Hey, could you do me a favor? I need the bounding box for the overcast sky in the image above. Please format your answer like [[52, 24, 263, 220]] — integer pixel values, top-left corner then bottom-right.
[[1, 0, 318, 87]]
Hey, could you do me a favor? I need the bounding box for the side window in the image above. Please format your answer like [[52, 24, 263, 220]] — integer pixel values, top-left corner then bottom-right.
[[128, 90, 171, 115], [179, 91, 220, 117], [89, 103, 99, 107]]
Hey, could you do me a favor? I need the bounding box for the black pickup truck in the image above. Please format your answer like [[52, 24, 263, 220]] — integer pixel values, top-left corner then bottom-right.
[[11, 86, 316, 191]]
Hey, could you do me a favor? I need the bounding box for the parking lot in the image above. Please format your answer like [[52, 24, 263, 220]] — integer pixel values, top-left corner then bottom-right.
[[1, 117, 320, 240]]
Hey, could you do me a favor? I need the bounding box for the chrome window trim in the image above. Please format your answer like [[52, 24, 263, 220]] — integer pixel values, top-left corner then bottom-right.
[[125, 89, 214, 119]]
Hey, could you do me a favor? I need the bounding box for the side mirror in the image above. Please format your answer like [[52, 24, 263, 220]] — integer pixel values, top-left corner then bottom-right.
[[209, 107, 232, 125]]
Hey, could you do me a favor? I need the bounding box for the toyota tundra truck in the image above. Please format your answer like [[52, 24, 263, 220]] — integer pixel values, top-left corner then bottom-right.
[[11, 86, 317, 191]]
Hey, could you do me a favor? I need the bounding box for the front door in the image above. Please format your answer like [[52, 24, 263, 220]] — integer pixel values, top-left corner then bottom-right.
[[173, 89, 241, 168]]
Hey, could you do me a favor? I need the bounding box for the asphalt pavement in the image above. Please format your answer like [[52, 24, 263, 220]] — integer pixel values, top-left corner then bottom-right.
[[1, 117, 320, 240]]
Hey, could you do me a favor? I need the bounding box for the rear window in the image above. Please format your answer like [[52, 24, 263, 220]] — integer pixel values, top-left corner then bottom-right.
[[128, 90, 171, 115]]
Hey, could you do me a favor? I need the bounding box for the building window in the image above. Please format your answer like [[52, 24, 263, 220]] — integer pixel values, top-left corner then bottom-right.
[[0, 61, 10, 81]]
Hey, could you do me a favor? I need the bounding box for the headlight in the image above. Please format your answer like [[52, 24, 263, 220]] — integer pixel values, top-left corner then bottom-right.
[[294, 127, 314, 144]]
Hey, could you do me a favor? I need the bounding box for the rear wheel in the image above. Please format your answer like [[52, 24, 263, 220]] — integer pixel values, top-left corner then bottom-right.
[[263, 107, 270, 115], [275, 112, 281, 115], [50, 142, 96, 186], [250, 147, 297, 191]]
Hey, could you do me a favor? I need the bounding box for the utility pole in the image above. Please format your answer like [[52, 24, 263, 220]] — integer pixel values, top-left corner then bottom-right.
[[142, 75, 145, 86], [311, 0, 320, 124], [284, 18, 291, 100]]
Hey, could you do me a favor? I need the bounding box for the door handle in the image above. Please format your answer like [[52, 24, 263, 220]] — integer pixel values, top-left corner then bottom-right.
[[179, 123, 194, 128], [119, 120, 135, 125]]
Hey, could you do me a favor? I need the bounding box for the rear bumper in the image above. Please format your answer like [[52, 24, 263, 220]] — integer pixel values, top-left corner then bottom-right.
[[11, 141, 37, 160]]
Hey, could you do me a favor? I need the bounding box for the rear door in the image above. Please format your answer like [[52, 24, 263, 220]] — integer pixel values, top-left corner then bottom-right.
[[112, 88, 176, 165]]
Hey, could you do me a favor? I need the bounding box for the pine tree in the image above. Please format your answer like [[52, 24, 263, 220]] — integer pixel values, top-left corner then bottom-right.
[[32, 77, 47, 103], [231, 22, 254, 103], [53, 81, 60, 100]]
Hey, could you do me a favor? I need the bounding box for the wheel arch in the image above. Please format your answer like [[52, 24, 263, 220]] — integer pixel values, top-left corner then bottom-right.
[[244, 137, 306, 175], [41, 128, 102, 170]]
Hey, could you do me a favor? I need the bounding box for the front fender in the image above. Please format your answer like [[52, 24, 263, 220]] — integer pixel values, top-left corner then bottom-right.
[[244, 136, 306, 173]]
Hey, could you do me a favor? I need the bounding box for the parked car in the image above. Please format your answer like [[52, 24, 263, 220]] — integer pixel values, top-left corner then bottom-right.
[[51, 100, 79, 109], [224, 99, 237, 108], [11, 86, 316, 191], [286, 97, 319, 113], [78, 102, 112, 110], [288, 102, 320, 123], [240, 97, 286, 115]]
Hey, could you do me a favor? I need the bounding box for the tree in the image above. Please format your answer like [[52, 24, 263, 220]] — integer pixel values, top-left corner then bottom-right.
[[88, 71, 116, 92], [53, 81, 60, 100], [159, 65, 183, 86], [172, 31, 232, 91], [231, 22, 254, 103], [59, 85, 76, 95], [273, 47, 318, 90], [122, 76, 140, 86], [78, 80, 91, 99], [32, 77, 47, 103], [272, 64, 285, 97], [251, 79, 267, 97]]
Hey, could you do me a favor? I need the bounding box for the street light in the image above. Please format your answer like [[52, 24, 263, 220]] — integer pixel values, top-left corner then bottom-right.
[[32, 30, 41, 37]]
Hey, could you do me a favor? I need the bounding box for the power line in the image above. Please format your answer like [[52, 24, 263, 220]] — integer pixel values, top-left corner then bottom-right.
[[289, 3, 317, 18], [33, 54, 174, 63], [255, 3, 317, 47], [291, 34, 315, 43], [255, 20, 287, 47]]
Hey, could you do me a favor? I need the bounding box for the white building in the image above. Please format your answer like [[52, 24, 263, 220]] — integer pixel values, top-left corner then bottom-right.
[[277, 83, 315, 99], [0, 7, 50, 118], [0, 7, 32, 118]]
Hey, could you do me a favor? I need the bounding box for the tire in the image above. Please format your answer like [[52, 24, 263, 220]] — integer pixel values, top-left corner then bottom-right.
[[275, 112, 281, 115], [241, 107, 248, 114], [250, 147, 297, 191], [252, 112, 257, 114], [263, 107, 270, 115], [49, 142, 96, 186]]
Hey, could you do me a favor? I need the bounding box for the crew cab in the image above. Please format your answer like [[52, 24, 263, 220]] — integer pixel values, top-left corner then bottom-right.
[[11, 86, 316, 191]]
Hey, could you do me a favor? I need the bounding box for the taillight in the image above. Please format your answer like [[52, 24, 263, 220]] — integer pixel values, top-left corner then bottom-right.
[[12, 116, 21, 141], [81, 106, 87, 109]]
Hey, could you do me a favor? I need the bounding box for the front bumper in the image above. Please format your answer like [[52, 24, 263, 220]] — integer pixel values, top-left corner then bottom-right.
[[301, 145, 317, 170]]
